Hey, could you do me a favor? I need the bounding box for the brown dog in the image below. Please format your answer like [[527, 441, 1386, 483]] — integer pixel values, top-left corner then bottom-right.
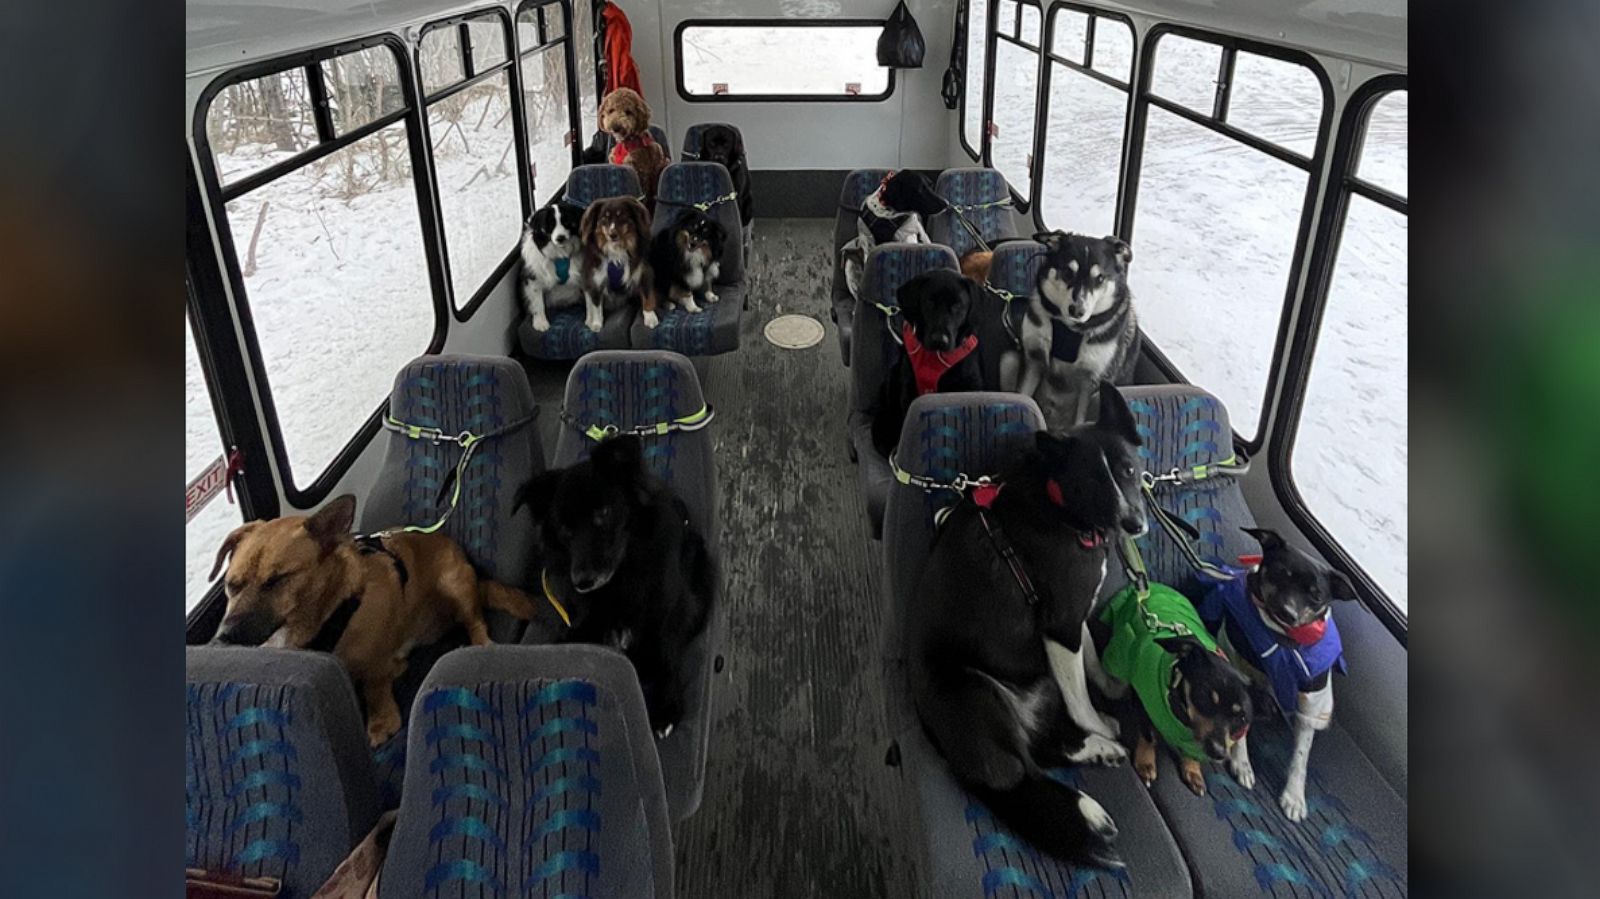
[[209, 495, 535, 745], [959, 250, 993, 284], [580, 196, 663, 327], [599, 87, 667, 208]]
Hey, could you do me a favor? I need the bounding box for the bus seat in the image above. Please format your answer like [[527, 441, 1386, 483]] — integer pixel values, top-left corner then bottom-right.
[[878, 391, 1042, 730], [1113, 384, 1409, 897], [520, 165, 642, 361], [831, 168, 893, 366], [537, 350, 724, 821], [970, 239, 1044, 392], [187, 647, 379, 898], [680, 122, 754, 252], [896, 726, 1192, 899], [848, 242, 961, 538], [928, 167, 1022, 259], [378, 645, 674, 898], [591, 125, 672, 163], [361, 354, 545, 644], [628, 162, 745, 356]]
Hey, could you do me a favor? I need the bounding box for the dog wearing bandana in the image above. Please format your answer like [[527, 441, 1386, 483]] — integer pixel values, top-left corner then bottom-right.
[[1197, 528, 1356, 820], [521, 201, 586, 332], [579, 196, 657, 328]]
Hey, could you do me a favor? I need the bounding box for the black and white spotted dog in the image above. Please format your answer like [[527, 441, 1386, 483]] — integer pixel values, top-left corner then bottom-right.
[[841, 170, 949, 301], [1003, 232, 1142, 427], [520, 201, 586, 332]]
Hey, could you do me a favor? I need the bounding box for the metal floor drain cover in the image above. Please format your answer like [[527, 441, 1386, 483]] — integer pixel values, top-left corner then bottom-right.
[[764, 314, 825, 350]]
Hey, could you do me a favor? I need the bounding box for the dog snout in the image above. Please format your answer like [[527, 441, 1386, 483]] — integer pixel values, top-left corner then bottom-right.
[[1068, 304, 1086, 320], [928, 331, 954, 351], [212, 609, 279, 647], [553, 234, 567, 245], [571, 569, 612, 594], [1120, 512, 1148, 537]]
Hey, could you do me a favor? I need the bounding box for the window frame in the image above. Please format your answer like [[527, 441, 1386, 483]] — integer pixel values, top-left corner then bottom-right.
[[1031, 2, 1137, 230], [1270, 74, 1409, 641], [957, 0, 983, 161], [191, 34, 450, 509], [672, 18, 899, 104], [417, 6, 533, 321], [515, 0, 583, 206], [1120, 22, 1335, 455], [984, 0, 1045, 211]]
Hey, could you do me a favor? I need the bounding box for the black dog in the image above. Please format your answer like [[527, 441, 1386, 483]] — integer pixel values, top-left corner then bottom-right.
[[647, 211, 726, 316], [872, 269, 985, 457], [695, 124, 753, 228], [842, 170, 949, 301], [907, 387, 1150, 869], [515, 436, 714, 737]]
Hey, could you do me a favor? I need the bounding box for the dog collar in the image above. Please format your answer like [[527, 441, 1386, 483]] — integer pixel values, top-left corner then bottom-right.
[[554, 257, 571, 285], [609, 132, 656, 165], [540, 570, 573, 627], [971, 481, 1099, 548], [901, 323, 978, 395]]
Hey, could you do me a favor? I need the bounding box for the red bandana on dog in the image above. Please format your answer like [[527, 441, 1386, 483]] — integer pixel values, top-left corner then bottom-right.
[[901, 323, 978, 396], [610, 132, 657, 165]]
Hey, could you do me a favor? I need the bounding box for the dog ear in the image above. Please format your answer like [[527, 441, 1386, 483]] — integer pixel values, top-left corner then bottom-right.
[[305, 494, 356, 556], [1240, 527, 1287, 553], [628, 198, 651, 236], [895, 275, 923, 323], [1328, 569, 1359, 602], [1096, 385, 1142, 446], [209, 521, 259, 581], [591, 434, 644, 481], [1155, 634, 1205, 659], [1033, 230, 1063, 251], [513, 470, 562, 519], [1106, 235, 1132, 270], [579, 202, 599, 245]]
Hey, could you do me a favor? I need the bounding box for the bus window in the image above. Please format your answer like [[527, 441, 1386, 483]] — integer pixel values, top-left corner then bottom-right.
[[961, 0, 989, 158], [1131, 33, 1326, 439], [1294, 89, 1408, 611], [185, 318, 240, 610], [1038, 8, 1134, 237], [321, 46, 405, 136], [517, 1, 577, 202], [422, 12, 526, 311], [1227, 52, 1323, 157], [205, 72, 315, 186], [990, 1, 1041, 203], [203, 44, 436, 489], [677, 22, 892, 100], [573, 0, 599, 132]]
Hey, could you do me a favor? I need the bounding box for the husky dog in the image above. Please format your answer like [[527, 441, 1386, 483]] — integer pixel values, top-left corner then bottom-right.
[[1003, 232, 1141, 428], [520, 201, 585, 333]]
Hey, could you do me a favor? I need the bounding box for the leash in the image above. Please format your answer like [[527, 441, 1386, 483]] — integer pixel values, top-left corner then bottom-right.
[[376, 410, 538, 536], [559, 404, 715, 442], [540, 570, 573, 627], [1138, 456, 1252, 584], [976, 505, 1042, 606], [560, 192, 648, 208], [983, 282, 1028, 347], [889, 453, 999, 494], [655, 190, 739, 213], [945, 198, 1012, 253]]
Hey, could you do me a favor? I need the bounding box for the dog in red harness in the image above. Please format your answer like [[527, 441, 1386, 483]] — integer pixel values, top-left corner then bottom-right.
[[599, 88, 667, 209], [872, 269, 984, 456]]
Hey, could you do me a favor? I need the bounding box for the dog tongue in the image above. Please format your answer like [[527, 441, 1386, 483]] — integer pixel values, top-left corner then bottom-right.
[[1285, 616, 1328, 646]]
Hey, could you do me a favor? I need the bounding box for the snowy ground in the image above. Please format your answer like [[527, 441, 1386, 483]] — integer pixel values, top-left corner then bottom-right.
[[189, 27, 1406, 613]]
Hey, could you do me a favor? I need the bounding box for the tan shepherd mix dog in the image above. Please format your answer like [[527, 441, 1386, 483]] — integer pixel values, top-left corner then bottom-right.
[[209, 495, 535, 745]]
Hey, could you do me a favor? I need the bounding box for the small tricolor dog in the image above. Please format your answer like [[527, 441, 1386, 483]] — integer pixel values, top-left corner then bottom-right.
[[1198, 528, 1354, 820], [648, 210, 725, 315]]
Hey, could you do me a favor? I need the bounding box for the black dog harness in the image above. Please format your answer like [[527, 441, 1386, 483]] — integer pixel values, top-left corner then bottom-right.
[[355, 534, 409, 586], [969, 482, 1104, 607]]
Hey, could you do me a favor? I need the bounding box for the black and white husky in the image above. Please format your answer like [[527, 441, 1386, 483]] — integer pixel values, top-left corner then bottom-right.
[[520, 201, 586, 332], [1002, 232, 1142, 427]]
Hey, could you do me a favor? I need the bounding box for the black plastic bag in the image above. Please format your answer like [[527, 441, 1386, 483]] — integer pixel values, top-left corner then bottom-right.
[[878, 1, 926, 69]]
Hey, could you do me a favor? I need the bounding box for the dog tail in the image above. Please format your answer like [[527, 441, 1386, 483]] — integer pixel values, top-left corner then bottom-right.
[[968, 775, 1123, 871], [480, 580, 537, 620]]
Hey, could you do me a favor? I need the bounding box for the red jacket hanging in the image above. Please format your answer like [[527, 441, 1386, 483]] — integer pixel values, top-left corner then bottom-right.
[[601, 2, 643, 96]]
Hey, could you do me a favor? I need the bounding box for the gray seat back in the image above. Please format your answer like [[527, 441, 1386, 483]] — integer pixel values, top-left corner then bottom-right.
[[186, 647, 379, 898], [360, 355, 543, 592], [378, 645, 673, 898], [564, 163, 644, 208], [927, 167, 1022, 257], [971, 239, 1044, 390], [830, 168, 892, 364], [652, 161, 745, 283], [679, 122, 740, 162]]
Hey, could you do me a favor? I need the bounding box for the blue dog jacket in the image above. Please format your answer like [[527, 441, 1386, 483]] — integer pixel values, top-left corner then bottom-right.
[[1198, 576, 1346, 720]]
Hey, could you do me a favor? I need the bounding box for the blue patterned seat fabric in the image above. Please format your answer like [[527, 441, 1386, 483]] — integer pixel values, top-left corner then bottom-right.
[[970, 239, 1045, 392], [1109, 384, 1408, 898], [848, 242, 961, 537], [628, 162, 745, 356], [538, 350, 722, 821], [379, 645, 673, 898], [876, 395, 1192, 898], [523, 165, 642, 361], [186, 648, 379, 899], [831, 168, 893, 366], [929, 167, 1022, 258]]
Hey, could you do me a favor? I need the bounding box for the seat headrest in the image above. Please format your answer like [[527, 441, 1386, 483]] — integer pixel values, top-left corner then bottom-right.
[[1120, 385, 1238, 475], [559, 351, 708, 479], [655, 162, 736, 209], [681, 122, 743, 161], [861, 243, 960, 311], [935, 166, 1013, 207], [840, 168, 893, 210], [387, 354, 536, 431], [564, 164, 644, 208], [984, 240, 1045, 299], [892, 393, 1044, 493]]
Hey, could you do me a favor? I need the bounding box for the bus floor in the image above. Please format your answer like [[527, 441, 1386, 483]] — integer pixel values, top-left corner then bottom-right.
[[518, 218, 919, 898]]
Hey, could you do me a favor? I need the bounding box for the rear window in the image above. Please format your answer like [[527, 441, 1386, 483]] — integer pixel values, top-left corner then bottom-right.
[[676, 21, 894, 101]]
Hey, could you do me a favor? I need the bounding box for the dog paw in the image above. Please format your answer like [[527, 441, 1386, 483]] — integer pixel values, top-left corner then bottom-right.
[[1077, 793, 1118, 840], [643, 309, 659, 329], [1098, 712, 1121, 740], [705, 290, 720, 304], [682, 297, 702, 314], [1279, 787, 1308, 822], [1180, 760, 1208, 797], [654, 723, 675, 740], [530, 315, 551, 333], [366, 713, 401, 748], [1068, 733, 1128, 766], [1228, 755, 1256, 790], [584, 315, 603, 333], [1134, 755, 1157, 787]]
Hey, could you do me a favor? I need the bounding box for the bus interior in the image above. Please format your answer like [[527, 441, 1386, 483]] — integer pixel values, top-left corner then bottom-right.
[[185, 1, 1407, 896]]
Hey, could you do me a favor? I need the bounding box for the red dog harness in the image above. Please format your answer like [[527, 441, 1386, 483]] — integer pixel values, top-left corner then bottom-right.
[[610, 132, 658, 165], [902, 323, 978, 395]]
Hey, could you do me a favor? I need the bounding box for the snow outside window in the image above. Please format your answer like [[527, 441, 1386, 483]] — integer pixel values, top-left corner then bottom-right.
[[1038, 10, 1133, 237], [678, 23, 892, 99]]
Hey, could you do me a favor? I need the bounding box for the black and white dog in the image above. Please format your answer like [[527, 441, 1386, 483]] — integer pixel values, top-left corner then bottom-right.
[[695, 124, 754, 231], [515, 436, 715, 737], [648, 211, 725, 316], [1003, 232, 1142, 427], [842, 170, 949, 301], [520, 201, 585, 333], [908, 387, 1149, 869]]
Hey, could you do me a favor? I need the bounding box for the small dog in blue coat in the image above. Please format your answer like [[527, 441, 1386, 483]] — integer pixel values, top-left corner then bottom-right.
[[1198, 528, 1356, 821]]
